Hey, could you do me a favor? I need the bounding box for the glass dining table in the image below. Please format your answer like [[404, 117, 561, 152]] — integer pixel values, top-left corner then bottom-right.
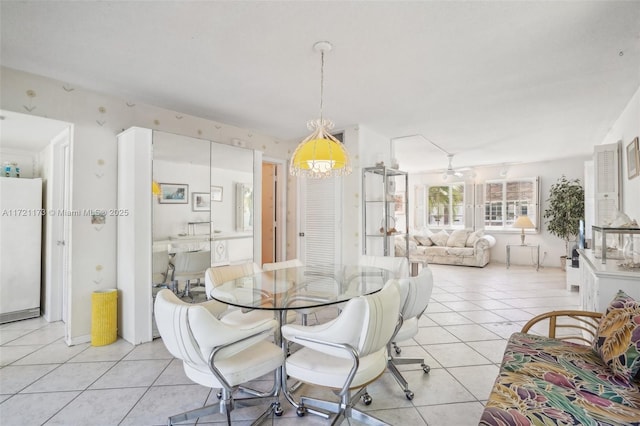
[[209, 263, 391, 413]]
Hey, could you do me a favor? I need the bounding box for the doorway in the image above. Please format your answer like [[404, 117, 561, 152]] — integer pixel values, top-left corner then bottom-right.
[[261, 158, 286, 266], [0, 110, 73, 330]]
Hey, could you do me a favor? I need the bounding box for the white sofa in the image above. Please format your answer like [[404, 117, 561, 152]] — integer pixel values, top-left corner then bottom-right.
[[396, 229, 496, 267]]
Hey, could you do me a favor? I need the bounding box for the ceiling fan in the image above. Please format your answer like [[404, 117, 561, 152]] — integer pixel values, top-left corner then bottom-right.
[[443, 153, 470, 179]]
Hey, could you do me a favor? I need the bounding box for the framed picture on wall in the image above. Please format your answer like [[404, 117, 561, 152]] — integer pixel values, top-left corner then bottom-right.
[[627, 137, 639, 180], [191, 192, 210, 212], [211, 185, 223, 202], [159, 183, 188, 204]]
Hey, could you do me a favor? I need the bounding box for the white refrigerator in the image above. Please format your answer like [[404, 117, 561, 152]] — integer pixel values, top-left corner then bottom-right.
[[0, 177, 42, 323]]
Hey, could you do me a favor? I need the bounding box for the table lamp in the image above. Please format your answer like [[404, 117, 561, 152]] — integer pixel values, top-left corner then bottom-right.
[[513, 215, 535, 245]]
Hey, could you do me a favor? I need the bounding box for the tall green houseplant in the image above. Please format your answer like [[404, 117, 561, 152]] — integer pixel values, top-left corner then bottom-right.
[[543, 176, 585, 256]]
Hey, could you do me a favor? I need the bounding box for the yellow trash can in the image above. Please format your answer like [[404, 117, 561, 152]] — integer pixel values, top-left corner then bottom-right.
[[91, 289, 118, 346]]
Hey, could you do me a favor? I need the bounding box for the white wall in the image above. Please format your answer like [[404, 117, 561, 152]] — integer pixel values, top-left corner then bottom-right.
[[599, 86, 640, 222], [0, 67, 294, 343]]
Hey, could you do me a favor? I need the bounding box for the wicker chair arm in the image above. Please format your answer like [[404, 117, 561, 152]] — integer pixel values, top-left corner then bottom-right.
[[521, 310, 602, 345]]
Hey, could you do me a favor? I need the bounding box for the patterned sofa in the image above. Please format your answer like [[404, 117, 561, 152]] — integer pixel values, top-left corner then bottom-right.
[[395, 228, 496, 267], [480, 291, 640, 425]]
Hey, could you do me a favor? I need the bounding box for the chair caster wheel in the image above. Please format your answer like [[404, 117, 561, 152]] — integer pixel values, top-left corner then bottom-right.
[[405, 390, 414, 400], [361, 393, 372, 405], [274, 403, 283, 416], [296, 406, 306, 417], [395, 347, 401, 355], [422, 363, 430, 374], [216, 390, 222, 399]]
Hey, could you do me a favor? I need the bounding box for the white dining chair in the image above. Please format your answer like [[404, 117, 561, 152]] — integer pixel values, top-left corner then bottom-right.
[[154, 289, 284, 425], [281, 280, 401, 425], [388, 268, 434, 400], [171, 250, 210, 300]]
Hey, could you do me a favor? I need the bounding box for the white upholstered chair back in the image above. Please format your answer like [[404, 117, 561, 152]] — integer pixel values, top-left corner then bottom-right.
[[397, 267, 433, 321], [358, 280, 401, 356], [152, 249, 171, 285], [154, 289, 207, 367], [205, 262, 259, 299]]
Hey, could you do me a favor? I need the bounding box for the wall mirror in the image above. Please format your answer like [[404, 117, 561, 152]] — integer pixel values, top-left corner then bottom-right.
[[151, 131, 255, 280], [236, 183, 253, 232]]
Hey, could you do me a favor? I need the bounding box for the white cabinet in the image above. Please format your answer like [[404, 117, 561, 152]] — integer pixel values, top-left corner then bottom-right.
[[578, 249, 640, 312]]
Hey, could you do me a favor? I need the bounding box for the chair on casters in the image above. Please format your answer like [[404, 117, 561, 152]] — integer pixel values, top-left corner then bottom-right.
[[387, 267, 434, 400], [152, 249, 175, 293], [281, 280, 401, 426], [154, 289, 284, 425], [171, 250, 211, 301]]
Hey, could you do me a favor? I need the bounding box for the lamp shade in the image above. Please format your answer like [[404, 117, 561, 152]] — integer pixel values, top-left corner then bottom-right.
[[290, 119, 351, 178], [513, 215, 535, 229]]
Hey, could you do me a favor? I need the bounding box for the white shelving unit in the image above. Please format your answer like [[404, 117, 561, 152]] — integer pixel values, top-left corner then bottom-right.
[[362, 166, 408, 260]]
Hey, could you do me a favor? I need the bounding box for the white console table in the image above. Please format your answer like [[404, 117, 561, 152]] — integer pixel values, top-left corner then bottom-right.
[[506, 244, 540, 271], [578, 249, 640, 312]]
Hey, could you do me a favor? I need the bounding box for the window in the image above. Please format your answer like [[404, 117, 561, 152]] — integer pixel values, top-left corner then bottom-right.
[[483, 178, 539, 230], [414, 183, 465, 229]]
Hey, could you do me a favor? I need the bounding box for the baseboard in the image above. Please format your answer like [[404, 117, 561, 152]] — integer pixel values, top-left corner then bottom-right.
[[65, 333, 90, 346]]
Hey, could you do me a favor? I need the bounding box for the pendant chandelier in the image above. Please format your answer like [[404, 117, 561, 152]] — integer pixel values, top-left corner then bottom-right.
[[290, 41, 352, 178]]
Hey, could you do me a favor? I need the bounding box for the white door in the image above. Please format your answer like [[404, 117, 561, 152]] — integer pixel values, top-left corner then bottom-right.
[[50, 129, 72, 325], [297, 177, 343, 265]]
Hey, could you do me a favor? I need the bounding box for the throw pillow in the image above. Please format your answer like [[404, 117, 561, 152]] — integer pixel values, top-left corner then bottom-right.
[[447, 229, 470, 248], [414, 235, 433, 246], [413, 227, 434, 246], [466, 229, 485, 247], [430, 230, 449, 246], [593, 290, 640, 380]]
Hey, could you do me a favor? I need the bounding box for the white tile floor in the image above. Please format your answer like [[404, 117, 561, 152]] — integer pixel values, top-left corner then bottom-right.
[[0, 263, 579, 425]]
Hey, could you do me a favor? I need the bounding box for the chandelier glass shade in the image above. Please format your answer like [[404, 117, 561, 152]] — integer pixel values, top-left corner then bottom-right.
[[290, 118, 351, 178], [289, 41, 352, 179]]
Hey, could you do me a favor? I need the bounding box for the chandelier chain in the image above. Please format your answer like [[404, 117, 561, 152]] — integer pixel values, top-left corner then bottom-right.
[[319, 49, 324, 122]]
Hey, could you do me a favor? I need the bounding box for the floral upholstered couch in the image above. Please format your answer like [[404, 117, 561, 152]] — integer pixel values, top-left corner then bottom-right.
[[480, 291, 640, 425], [395, 228, 496, 267]]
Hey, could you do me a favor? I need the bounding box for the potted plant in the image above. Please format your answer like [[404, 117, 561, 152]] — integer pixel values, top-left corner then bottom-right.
[[543, 175, 585, 269]]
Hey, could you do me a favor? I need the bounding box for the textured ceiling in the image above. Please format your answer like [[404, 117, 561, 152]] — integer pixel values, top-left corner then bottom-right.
[[1, 1, 639, 173]]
